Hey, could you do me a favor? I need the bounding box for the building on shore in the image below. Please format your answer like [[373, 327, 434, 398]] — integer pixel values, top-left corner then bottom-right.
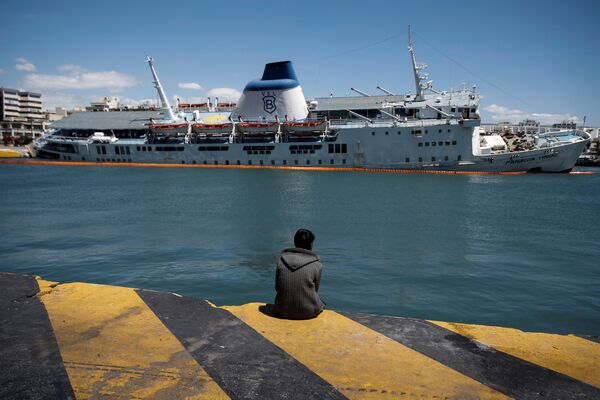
[[0, 87, 46, 141]]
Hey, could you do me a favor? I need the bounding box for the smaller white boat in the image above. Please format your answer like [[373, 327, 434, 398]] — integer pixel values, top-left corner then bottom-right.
[[236, 121, 279, 136], [191, 122, 234, 135], [283, 120, 328, 136], [148, 123, 188, 135]]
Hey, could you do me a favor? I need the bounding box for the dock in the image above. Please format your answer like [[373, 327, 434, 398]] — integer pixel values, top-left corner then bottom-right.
[[1, 272, 599, 399]]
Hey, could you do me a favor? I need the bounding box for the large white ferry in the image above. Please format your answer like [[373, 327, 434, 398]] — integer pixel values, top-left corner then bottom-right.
[[37, 31, 589, 173]]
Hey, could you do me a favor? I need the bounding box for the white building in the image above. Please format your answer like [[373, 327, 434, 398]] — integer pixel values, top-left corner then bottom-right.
[[87, 96, 120, 112], [0, 87, 46, 139]]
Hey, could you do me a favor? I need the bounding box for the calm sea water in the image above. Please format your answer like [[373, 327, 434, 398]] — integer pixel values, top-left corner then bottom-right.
[[1, 163, 599, 335]]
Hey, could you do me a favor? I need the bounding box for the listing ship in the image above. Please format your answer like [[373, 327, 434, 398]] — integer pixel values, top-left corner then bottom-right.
[[36, 31, 590, 173]]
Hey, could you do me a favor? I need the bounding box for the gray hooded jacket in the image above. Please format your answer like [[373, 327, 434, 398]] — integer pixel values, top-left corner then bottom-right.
[[275, 248, 324, 319]]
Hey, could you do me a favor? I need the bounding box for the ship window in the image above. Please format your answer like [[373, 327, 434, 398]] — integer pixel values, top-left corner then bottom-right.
[[156, 146, 163, 151], [438, 141, 443, 146], [398, 131, 401, 135], [193, 160, 196, 164], [425, 130, 428, 134], [425, 142, 430, 147], [294, 160, 298, 165], [439, 129, 442, 133], [260, 160, 263, 165], [342, 159, 346, 164], [451, 108, 456, 112], [203, 160, 207, 164], [271, 160, 275, 165], [372, 131, 375, 136], [283, 160, 287, 165], [309, 150, 314, 154], [306, 160, 310, 165], [116, 147, 120, 155], [432, 142, 436, 146], [126, 147, 130, 155], [471, 108, 476, 112], [102, 146, 106, 154], [248, 160, 252, 165], [266, 151, 271, 154], [225, 160, 229, 165], [405, 157, 410, 162], [147, 147, 152, 151], [177, 147, 184, 151], [445, 141, 450, 146], [291, 150, 297, 154], [237, 160, 240, 165], [330, 159, 334, 164], [418, 142, 423, 147], [385, 131, 389, 135], [448, 129, 451, 133], [418, 157, 423, 162], [181, 160, 185, 164], [328, 144, 334, 153], [221, 146, 229, 151], [458, 155, 462, 161], [432, 157, 436, 162], [318, 159, 322, 164], [137, 146, 141, 151], [444, 156, 449, 161], [342, 144, 347, 153], [335, 144, 341, 153], [452, 140, 457, 145]]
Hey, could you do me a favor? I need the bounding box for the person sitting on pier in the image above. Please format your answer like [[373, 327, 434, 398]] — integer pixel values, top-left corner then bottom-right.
[[275, 229, 325, 319]]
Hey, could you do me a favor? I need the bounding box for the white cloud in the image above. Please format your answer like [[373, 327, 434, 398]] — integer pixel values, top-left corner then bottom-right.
[[23, 66, 138, 91], [15, 57, 36, 72], [483, 103, 578, 125], [206, 87, 241, 102], [41, 92, 79, 110], [57, 64, 87, 74], [178, 82, 203, 90]]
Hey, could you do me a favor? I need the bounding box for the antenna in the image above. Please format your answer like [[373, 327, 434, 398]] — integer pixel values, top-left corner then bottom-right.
[[407, 25, 431, 101], [376, 86, 395, 95], [146, 56, 176, 121], [350, 87, 371, 97]]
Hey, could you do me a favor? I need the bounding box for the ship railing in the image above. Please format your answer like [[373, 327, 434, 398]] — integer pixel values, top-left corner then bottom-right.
[[327, 117, 461, 128]]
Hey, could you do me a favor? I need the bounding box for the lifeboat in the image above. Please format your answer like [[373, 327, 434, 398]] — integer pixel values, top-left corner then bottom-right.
[[283, 119, 328, 136], [148, 123, 188, 135], [236, 121, 280, 136], [191, 122, 234, 136]]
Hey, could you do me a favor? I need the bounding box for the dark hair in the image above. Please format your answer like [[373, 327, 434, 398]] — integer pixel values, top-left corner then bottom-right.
[[294, 229, 315, 250]]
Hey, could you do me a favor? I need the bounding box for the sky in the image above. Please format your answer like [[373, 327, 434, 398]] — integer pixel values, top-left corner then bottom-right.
[[1, 0, 599, 125]]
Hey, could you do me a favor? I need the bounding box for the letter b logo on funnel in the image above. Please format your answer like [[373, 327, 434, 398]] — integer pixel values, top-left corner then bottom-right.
[[263, 95, 276, 114]]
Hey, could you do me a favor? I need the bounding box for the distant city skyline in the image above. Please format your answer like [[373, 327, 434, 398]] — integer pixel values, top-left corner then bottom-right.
[[1, 0, 599, 125]]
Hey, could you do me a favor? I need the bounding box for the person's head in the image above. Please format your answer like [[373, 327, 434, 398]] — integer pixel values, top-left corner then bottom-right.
[[294, 229, 315, 250]]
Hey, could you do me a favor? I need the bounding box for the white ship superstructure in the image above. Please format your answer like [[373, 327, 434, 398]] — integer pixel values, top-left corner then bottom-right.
[[37, 30, 590, 173]]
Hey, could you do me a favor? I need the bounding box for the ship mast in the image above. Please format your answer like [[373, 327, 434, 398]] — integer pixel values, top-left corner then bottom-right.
[[407, 26, 431, 101], [146, 56, 176, 121]]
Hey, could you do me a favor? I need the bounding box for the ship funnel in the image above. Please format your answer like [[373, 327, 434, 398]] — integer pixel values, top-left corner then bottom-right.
[[232, 61, 308, 121]]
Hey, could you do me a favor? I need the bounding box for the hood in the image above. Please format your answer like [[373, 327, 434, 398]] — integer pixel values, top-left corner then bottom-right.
[[280, 248, 319, 271]]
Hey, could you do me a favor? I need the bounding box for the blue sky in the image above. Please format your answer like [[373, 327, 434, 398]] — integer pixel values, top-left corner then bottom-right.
[[1, 0, 599, 125]]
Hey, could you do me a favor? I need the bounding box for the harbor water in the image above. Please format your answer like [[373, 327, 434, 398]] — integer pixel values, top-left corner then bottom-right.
[[0, 164, 599, 335]]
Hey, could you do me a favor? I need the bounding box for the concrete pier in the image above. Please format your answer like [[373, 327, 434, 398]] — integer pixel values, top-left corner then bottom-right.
[[1, 272, 599, 399]]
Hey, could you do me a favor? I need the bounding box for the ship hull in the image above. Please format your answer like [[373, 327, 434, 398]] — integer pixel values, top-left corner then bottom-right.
[[35, 122, 589, 173]]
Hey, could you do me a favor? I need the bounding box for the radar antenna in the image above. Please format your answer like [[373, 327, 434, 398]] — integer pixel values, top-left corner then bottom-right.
[[408, 26, 432, 101], [146, 56, 176, 121]]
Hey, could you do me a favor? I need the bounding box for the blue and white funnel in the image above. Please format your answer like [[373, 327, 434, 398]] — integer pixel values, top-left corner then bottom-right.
[[233, 61, 308, 121]]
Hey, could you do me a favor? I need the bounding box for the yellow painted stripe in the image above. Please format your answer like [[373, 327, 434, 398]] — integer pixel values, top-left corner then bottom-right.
[[224, 303, 509, 399], [40, 281, 229, 399], [0, 159, 529, 175], [432, 321, 600, 389]]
